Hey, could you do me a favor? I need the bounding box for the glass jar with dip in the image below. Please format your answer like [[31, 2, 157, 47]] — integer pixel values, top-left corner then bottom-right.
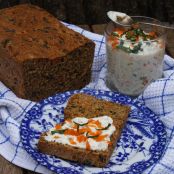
[[105, 16, 166, 96]]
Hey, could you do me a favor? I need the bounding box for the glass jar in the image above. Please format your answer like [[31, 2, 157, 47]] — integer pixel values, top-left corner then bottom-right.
[[105, 16, 166, 96]]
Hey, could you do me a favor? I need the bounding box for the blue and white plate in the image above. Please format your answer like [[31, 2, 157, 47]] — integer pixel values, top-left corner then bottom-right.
[[20, 89, 167, 174]]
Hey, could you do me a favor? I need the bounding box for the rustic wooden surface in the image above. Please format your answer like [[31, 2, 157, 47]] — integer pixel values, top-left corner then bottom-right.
[[0, 23, 174, 174]]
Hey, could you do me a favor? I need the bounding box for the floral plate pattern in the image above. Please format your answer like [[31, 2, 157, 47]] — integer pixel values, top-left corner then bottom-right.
[[20, 89, 167, 174]]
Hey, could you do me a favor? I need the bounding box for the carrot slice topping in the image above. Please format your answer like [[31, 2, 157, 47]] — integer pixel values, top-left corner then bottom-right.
[[149, 31, 157, 37], [77, 135, 87, 143], [88, 120, 103, 129], [87, 124, 97, 128], [111, 40, 119, 48], [79, 127, 91, 134], [108, 36, 116, 42], [55, 124, 62, 130], [86, 140, 91, 150], [64, 129, 80, 136], [114, 28, 125, 35], [95, 134, 108, 142], [88, 130, 101, 136], [69, 138, 76, 145]]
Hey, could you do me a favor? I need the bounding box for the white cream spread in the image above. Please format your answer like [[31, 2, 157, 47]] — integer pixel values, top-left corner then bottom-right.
[[44, 116, 116, 151]]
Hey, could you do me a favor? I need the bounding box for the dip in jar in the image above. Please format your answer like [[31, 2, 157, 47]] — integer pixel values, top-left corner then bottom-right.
[[105, 17, 166, 96]]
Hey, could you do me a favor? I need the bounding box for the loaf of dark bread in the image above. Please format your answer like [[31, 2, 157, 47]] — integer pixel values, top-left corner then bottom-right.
[[0, 4, 95, 101], [38, 93, 130, 167]]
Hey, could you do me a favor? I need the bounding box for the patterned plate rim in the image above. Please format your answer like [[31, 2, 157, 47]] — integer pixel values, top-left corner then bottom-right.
[[20, 88, 167, 174]]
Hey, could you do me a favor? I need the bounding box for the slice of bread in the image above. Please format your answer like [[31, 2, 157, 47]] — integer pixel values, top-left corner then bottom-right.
[[38, 93, 130, 167]]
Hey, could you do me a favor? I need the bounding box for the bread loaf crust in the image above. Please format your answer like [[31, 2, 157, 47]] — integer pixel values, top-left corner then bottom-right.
[[0, 4, 95, 101], [38, 93, 130, 167]]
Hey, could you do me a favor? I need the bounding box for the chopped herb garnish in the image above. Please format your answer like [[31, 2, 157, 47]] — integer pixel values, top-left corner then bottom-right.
[[130, 37, 136, 42], [97, 123, 111, 130], [86, 132, 99, 139], [131, 42, 142, 54], [110, 24, 158, 54], [73, 121, 88, 127], [73, 121, 88, 132], [112, 32, 119, 37], [146, 41, 151, 46], [51, 129, 67, 135]]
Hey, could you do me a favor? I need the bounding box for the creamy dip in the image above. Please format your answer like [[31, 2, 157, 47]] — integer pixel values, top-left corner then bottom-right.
[[106, 25, 165, 96], [44, 116, 116, 151]]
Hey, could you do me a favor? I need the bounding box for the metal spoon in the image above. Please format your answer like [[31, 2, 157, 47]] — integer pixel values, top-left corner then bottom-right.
[[107, 11, 174, 29]]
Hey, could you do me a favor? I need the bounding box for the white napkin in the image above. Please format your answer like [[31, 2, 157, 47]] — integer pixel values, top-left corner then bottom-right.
[[0, 23, 174, 174]]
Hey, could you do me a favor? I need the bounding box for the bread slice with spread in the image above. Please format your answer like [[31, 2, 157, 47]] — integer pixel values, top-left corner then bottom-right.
[[38, 93, 130, 167]]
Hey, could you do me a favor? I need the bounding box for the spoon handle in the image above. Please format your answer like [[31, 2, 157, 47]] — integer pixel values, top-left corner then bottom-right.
[[139, 22, 174, 30]]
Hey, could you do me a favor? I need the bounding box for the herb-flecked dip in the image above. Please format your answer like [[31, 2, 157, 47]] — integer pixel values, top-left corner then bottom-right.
[[106, 23, 165, 96]]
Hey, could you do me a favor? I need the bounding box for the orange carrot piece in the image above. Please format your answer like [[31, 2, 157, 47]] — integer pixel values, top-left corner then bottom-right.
[[95, 134, 108, 142], [88, 130, 101, 136], [69, 138, 76, 145], [111, 40, 119, 48], [88, 124, 97, 128], [149, 31, 157, 38], [88, 120, 103, 129], [64, 129, 79, 136], [55, 124, 62, 130], [79, 127, 91, 134], [108, 36, 116, 42], [114, 28, 125, 35], [77, 135, 87, 143]]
